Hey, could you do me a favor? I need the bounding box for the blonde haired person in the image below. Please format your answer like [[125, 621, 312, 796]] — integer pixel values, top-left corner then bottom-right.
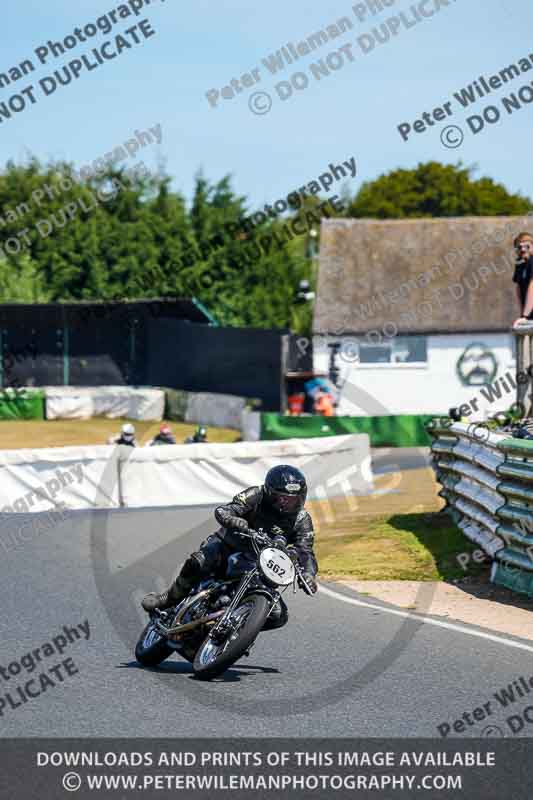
[[512, 232, 533, 328]]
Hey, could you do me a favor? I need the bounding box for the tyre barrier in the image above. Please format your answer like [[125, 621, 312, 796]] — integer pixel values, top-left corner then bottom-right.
[[427, 419, 533, 598]]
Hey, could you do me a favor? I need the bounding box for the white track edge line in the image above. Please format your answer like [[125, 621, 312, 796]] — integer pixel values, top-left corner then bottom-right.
[[319, 584, 533, 654]]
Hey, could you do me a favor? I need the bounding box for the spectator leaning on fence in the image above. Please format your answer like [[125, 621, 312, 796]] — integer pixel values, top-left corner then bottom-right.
[[107, 423, 137, 447], [148, 424, 176, 446], [512, 233, 533, 328]]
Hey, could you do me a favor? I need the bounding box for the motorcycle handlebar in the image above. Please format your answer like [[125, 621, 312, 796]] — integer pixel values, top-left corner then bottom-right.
[[238, 528, 270, 542], [247, 529, 296, 553]]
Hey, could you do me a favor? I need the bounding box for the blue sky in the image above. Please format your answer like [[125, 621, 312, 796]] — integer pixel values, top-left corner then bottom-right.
[[1, 0, 531, 212]]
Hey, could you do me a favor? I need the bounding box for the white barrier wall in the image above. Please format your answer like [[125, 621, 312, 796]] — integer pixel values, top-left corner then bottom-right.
[[240, 410, 261, 441], [121, 434, 373, 508], [0, 445, 120, 513], [0, 435, 373, 512], [45, 387, 165, 421], [184, 392, 246, 430]]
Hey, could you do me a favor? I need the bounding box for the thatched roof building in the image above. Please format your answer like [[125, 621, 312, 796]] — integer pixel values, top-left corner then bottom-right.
[[313, 216, 530, 336]]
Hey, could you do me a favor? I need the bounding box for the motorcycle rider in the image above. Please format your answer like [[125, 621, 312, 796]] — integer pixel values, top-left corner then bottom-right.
[[108, 423, 137, 447], [141, 465, 318, 628], [148, 423, 176, 446]]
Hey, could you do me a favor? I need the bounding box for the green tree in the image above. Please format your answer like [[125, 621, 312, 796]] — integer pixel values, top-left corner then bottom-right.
[[179, 174, 318, 329], [0, 159, 350, 331], [0, 253, 52, 302], [346, 162, 532, 218]]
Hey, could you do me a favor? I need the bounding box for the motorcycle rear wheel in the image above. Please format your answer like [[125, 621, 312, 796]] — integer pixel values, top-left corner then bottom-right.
[[192, 594, 269, 680]]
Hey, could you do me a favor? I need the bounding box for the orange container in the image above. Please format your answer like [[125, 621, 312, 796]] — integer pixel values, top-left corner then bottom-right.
[[287, 393, 305, 415]]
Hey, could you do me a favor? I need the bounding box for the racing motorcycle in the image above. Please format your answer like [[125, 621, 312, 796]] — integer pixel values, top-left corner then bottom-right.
[[134, 529, 315, 680]]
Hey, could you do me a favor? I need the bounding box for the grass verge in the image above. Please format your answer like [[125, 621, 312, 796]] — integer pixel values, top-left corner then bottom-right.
[[308, 466, 486, 583], [315, 511, 486, 582], [0, 418, 240, 449]]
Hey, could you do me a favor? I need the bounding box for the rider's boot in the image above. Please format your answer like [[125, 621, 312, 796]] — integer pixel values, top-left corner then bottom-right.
[[141, 577, 190, 613]]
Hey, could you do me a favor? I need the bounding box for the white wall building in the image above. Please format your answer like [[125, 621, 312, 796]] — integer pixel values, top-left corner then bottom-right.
[[313, 332, 515, 418], [313, 216, 529, 419]]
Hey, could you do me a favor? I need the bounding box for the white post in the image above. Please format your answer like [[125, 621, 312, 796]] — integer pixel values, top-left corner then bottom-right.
[[515, 326, 533, 417]]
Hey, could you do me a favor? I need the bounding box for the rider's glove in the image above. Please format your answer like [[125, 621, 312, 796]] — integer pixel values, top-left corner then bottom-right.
[[301, 573, 318, 594], [270, 526, 287, 549], [286, 547, 300, 565], [228, 516, 249, 533]]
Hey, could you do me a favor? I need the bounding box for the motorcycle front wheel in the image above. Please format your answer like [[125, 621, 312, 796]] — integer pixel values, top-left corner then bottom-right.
[[192, 594, 269, 680]]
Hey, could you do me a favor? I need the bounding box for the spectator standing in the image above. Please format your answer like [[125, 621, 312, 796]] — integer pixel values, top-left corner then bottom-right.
[[185, 426, 208, 444], [148, 424, 176, 446], [512, 232, 533, 328], [108, 423, 137, 447]]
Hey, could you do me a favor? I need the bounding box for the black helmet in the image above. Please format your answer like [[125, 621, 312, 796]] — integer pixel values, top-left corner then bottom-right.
[[264, 465, 307, 515]]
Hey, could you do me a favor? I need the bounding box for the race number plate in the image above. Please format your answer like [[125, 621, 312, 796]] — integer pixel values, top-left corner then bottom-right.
[[259, 547, 295, 586]]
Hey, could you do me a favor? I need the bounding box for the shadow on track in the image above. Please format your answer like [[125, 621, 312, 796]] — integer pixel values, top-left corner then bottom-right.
[[117, 660, 281, 683]]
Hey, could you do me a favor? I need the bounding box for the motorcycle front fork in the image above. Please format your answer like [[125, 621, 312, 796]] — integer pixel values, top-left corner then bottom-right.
[[209, 569, 285, 642]]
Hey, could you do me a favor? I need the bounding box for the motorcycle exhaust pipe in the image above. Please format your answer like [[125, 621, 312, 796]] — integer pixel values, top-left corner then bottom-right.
[[159, 610, 224, 639]]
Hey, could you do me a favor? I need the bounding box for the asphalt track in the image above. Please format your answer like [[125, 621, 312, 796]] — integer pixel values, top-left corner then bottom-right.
[[371, 446, 431, 475], [2, 460, 533, 740]]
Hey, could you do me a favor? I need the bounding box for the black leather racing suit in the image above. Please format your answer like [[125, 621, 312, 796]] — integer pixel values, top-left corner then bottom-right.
[[176, 486, 318, 629]]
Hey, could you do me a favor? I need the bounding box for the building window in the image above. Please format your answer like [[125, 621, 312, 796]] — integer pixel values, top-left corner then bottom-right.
[[356, 336, 427, 365]]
